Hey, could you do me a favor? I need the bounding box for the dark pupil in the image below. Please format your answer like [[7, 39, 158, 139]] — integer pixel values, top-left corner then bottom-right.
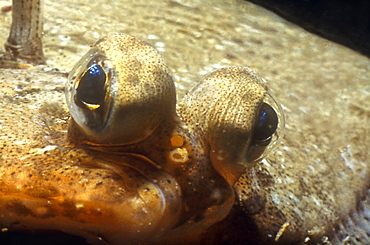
[[77, 64, 106, 105], [253, 102, 278, 141]]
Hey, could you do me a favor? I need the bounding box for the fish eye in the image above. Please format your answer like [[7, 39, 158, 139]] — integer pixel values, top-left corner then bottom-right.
[[65, 34, 176, 146], [65, 49, 115, 133], [76, 64, 107, 107], [246, 93, 284, 163], [253, 102, 278, 141]]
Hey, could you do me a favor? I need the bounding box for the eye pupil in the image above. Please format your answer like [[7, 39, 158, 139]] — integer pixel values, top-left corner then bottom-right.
[[77, 64, 106, 105], [253, 102, 278, 141]]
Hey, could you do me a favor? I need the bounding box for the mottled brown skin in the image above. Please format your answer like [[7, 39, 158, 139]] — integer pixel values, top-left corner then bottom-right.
[[0, 34, 281, 244], [1, 30, 369, 244], [66, 34, 281, 241], [1, 0, 370, 243]]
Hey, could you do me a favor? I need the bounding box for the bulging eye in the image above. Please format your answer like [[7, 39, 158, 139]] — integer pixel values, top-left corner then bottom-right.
[[76, 64, 106, 107], [253, 102, 278, 141], [246, 93, 284, 163], [65, 34, 176, 146], [65, 47, 114, 134]]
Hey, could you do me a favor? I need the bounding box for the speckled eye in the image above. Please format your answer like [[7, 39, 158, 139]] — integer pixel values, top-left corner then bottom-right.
[[65, 34, 176, 146]]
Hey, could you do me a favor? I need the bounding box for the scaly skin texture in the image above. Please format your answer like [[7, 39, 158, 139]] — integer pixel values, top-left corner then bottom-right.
[[0, 34, 282, 244]]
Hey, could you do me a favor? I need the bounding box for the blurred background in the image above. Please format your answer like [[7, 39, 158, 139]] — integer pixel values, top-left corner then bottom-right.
[[247, 0, 370, 57]]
